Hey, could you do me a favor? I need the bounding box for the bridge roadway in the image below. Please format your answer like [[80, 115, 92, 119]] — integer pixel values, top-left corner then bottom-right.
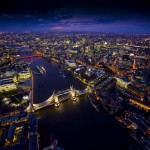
[[57, 89, 71, 96], [26, 89, 86, 111], [19, 55, 41, 59]]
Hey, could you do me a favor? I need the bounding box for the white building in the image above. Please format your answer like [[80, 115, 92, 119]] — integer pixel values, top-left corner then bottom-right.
[[65, 60, 76, 68]]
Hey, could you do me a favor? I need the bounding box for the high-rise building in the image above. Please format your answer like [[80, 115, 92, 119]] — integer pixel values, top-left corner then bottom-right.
[[90, 42, 94, 51], [132, 55, 136, 69]]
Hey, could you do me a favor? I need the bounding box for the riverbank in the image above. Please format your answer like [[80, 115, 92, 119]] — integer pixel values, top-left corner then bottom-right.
[[43, 57, 145, 150], [29, 57, 137, 150]]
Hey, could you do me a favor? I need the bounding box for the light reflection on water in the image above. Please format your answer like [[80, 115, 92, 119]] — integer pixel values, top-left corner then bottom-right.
[[31, 58, 135, 150], [54, 103, 64, 113], [35, 97, 82, 118]]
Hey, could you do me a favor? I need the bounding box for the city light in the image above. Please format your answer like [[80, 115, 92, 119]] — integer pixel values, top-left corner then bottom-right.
[[0, 32, 150, 150]]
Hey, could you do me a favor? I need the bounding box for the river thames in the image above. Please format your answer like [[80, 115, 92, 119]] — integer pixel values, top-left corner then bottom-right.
[[29, 57, 135, 150]]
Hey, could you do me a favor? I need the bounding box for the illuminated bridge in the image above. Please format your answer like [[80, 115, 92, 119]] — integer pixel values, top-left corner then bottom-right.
[[19, 55, 41, 59], [26, 86, 87, 112]]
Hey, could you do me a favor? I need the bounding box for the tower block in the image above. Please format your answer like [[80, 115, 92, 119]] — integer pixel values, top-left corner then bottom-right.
[[132, 55, 136, 69]]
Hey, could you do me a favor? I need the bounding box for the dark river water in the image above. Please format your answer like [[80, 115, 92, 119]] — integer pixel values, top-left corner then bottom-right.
[[29, 57, 135, 150]]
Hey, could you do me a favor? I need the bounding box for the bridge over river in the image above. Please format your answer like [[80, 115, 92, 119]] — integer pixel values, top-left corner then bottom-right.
[[26, 86, 87, 112]]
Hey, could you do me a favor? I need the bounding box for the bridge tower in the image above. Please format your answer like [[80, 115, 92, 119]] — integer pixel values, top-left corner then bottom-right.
[[53, 92, 60, 107], [70, 86, 77, 101], [86, 86, 93, 93]]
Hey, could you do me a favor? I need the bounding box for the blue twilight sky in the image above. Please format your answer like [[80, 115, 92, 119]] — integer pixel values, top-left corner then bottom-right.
[[0, 0, 150, 33]]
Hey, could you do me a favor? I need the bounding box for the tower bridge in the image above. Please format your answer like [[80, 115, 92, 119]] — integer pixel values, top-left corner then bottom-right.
[[26, 86, 87, 112]]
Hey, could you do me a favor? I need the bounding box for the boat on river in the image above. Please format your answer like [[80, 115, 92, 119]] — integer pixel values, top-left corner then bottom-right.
[[36, 65, 46, 74]]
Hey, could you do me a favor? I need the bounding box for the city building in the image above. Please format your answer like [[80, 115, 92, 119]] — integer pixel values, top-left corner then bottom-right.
[[65, 59, 76, 68], [115, 76, 131, 88]]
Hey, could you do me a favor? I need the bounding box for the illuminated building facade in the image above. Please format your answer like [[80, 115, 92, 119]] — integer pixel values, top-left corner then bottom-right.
[[115, 76, 131, 88], [132, 56, 136, 69], [127, 84, 146, 99], [65, 59, 76, 68]]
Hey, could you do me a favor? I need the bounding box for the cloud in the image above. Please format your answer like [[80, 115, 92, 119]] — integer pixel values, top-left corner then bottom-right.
[[50, 26, 70, 30], [0, 1, 149, 33], [38, 18, 45, 22], [24, 14, 34, 18], [1, 13, 14, 19], [47, 16, 150, 33]]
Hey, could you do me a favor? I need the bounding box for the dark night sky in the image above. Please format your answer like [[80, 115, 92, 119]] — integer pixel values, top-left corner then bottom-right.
[[0, 0, 150, 33]]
